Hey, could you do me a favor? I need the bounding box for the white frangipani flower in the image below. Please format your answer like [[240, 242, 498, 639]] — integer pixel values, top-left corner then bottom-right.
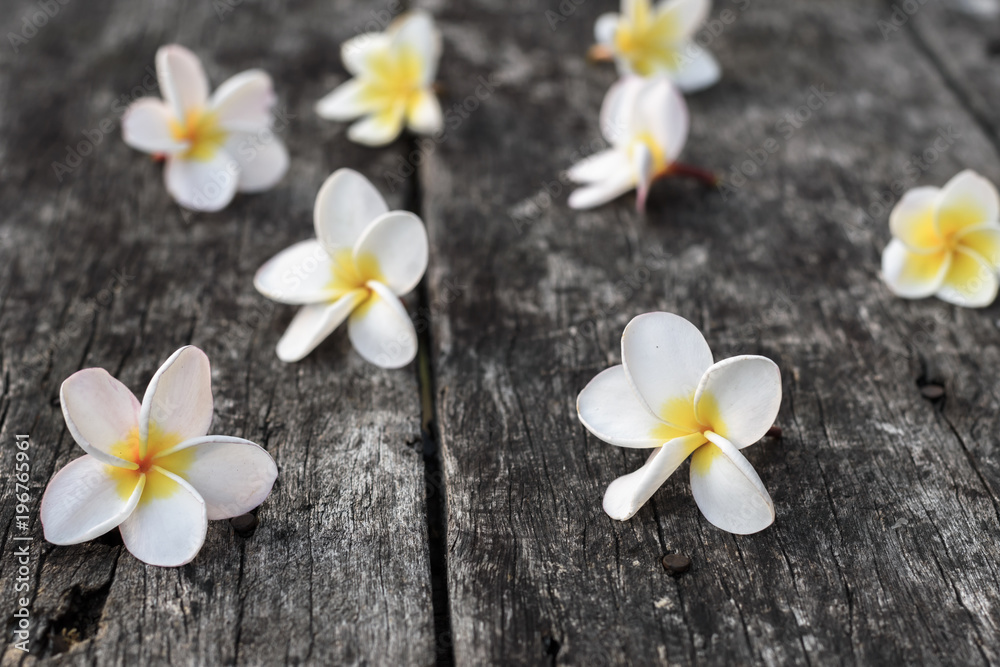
[[41, 347, 278, 567], [592, 0, 720, 92], [881, 169, 1000, 308], [569, 75, 708, 211], [122, 44, 289, 212], [254, 169, 428, 367], [577, 312, 781, 534], [316, 11, 443, 146]]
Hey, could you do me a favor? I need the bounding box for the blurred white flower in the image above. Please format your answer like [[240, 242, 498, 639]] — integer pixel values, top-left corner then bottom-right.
[[881, 169, 1000, 307], [592, 0, 720, 92], [569, 75, 710, 211], [255, 169, 428, 367], [316, 11, 443, 146], [42, 347, 278, 567], [577, 312, 781, 534], [122, 45, 289, 212]]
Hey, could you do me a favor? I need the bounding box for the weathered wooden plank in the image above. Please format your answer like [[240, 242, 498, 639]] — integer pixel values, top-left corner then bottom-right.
[[0, 1, 435, 664], [904, 0, 1000, 150], [421, 0, 1000, 664]]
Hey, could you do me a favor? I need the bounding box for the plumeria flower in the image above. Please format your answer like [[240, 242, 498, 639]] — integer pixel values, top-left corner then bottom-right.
[[254, 169, 428, 366], [316, 11, 443, 146], [881, 170, 1000, 308], [577, 312, 781, 534], [41, 347, 278, 567], [568, 75, 713, 211], [591, 0, 720, 92], [122, 44, 289, 212]]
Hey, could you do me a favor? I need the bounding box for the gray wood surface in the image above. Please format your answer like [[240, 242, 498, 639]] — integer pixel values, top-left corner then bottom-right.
[[2, 0, 1000, 665], [420, 0, 1000, 665], [0, 1, 434, 665]]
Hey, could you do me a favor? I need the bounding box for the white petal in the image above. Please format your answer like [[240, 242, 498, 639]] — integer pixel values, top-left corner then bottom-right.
[[889, 186, 941, 252], [620, 312, 713, 419], [225, 131, 289, 192], [156, 44, 210, 119], [594, 12, 620, 45], [694, 356, 781, 449], [353, 211, 428, 295], [578, 366, 688, 448], [314, 168, 389, 252], [567, 171, 636, 209], [119, 467, 207, 567], [347, 282, 418, 368], [634, 76, 688, 163], [60, 368, 140, 468], [691, 432, 774, 534], [881, 238, 950, 299], [603, 433, 706, 520], [632, 141, 655, 211], [164, 150, 240, 212], [389, 10, 441, 85], [140, 347, 213, 447], [121, 98, 187, 155], [937, 169, 1000, 238], [600, 75, 645, 146], [254, 239, 338, 305], [156, 436, 277, 520], [669, 42, 721, 93], [41, 455, 144, 544], [406, 89, 443, 134], [347, 107, 407, 146], [276, 292, 367, 363], [935, 246, 1000, 308], [567, 149, 629, 184], [209, 69, 276, 133], [656, 0, 711, 40], [341, 33, 392, 76], [316, 79, 371, 121]]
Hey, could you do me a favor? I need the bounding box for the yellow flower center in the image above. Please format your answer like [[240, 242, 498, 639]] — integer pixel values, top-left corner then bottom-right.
[[107, 423, 196, 505], [325, 249, 386, 313], [613, 8, 683, 77], [650, 390, 728, 470], [360, 45, 425, 112], [169, 109, 227, 161]]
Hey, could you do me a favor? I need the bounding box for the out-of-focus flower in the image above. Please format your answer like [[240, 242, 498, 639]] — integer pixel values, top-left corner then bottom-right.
[[122, 45, 289, 212], [568, 75, 711, 211], [881, 170, 1000, 307], [592, 0, 720, 92], [316, 11, 443, 146]]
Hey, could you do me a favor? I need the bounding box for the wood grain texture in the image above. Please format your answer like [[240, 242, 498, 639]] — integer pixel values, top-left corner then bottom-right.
[[0, 1, 434, 665], [420, 0, 1000, 664], [5, 0, 1000, 664]]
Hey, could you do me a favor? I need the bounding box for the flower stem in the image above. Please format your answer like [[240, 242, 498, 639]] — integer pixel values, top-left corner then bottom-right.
[[666, 162, 719, 187], [587, 44, 615, 62]]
